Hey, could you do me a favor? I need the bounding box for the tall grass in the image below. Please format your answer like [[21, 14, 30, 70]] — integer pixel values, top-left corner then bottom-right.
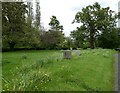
[[2, 49, 117, 91]]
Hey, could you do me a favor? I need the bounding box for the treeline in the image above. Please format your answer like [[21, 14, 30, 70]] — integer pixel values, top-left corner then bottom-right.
[[2, 2, 120, 51], [2, 2, 41, 50]]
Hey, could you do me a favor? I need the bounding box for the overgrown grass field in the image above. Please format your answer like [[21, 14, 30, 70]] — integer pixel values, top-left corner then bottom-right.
[[2, 49, 117, 91]]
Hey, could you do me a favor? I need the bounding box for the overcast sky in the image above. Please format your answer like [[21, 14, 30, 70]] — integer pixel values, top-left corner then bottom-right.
[[39, 0, 120, 36]]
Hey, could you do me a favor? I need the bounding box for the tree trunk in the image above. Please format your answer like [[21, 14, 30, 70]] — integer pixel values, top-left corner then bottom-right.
[[8, 41, 16, 50], [89, 30, 95, 49]]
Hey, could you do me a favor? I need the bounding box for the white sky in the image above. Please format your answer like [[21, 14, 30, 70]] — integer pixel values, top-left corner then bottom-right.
[[39, 0, 120, 36]]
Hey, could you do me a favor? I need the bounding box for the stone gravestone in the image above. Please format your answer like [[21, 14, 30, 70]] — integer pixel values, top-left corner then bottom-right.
[[76, 50, 80, 56], [63, 50, 71, 59]]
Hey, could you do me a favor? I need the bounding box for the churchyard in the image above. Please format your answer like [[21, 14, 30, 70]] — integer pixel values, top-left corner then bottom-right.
[[2, 49, 117, 91]]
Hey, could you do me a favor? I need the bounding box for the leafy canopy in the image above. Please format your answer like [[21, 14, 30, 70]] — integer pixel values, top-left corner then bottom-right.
[[49, 16, 63, 31], [72, 2, 117, 48]]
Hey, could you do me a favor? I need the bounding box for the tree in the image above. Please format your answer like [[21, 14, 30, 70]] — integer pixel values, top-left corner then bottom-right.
[[35, 1, 41, 30], [98, 28, 120, 48], [62, 37, 74, 49], [49, 16, 63, 31], [27, 2, 33, 29], [18, 1, 41, 49], [2, 2, 27, 50], [40, 30, 64, 49], [21, 24, 41, 49], [40, 16, 64, 49], [71, 26, 89, 48], [72, 2, 117, 49], [48, 16, 64, 49]]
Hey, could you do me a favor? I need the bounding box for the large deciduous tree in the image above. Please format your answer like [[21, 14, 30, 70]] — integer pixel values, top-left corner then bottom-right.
[[2, 2, 27, 50], [71, 26, 89, 48], [72, 2, 117, 49]]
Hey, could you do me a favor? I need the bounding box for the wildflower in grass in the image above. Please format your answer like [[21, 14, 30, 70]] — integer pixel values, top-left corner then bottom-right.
[[18, 86, 21, 90], [47, 79, 49, 82], [35, 86, 38, 90], [30, 80, 33, 83], [20, 81, 22, 85], [16, 67, 19, 70], [13, 84, 16, 90], [38, 70, 41, 74], [44, 73, 49, 77], [45, 74, 47, 76], [15, 78, 18, 82]]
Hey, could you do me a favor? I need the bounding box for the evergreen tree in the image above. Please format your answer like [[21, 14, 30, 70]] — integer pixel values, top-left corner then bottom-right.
[[35, 1, 41, 30]]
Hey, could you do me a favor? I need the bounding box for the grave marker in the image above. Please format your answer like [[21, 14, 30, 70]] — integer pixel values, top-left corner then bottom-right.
[[76, 50, 81, 56], [63, 50, 71, 59]]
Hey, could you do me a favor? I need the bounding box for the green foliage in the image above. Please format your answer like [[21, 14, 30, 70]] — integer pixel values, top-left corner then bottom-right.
[[2, 2, 27, 49], [72, 2, 117, 49], [2, 2, 41, 50], [62, 37, 74, 49], [41, 16, 64, 49], [35, 2, 41, 29], [49, 16, 63, 31], [41, 30, 64, 49], [2, 2, 119, 50], [71, 26, 89, 48], [27, 2, 33, 27], [21, 25, 41, 49], [98, 28, 120, 48], [2, 68, 51, 91], [21, 2, 41, 49]]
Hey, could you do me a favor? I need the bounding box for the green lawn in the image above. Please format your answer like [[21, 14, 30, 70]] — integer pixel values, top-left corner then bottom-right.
[[2, 49, 117, 91]]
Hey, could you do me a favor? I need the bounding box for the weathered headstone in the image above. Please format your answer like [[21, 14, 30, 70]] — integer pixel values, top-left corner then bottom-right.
[[63, 50, 71, 59], [76, 50, 80, 56]]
